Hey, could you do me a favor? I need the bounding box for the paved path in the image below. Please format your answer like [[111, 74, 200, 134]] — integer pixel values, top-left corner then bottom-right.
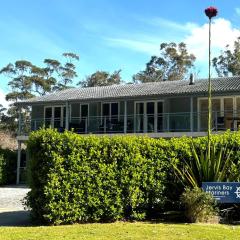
[[0, 185, 31, 226]]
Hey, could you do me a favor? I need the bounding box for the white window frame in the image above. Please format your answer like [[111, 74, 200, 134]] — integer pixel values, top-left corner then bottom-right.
[[101, 102, 120, 121], [197, 95, 240, 131], [80, 103, 89, 124], [134, 100, 164, 133], [44, 105, 65, 128]]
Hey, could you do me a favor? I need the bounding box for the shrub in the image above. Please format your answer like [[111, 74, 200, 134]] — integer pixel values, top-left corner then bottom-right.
[[0, 148, 17, 185], [26, 129, 171, 224], [0, 153, 6, 184], [181, 187, 218, 223], [26, 129, 240, 225]]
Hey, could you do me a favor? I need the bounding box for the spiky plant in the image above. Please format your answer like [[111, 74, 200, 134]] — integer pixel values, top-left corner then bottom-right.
[[173, 141, 233, 188]]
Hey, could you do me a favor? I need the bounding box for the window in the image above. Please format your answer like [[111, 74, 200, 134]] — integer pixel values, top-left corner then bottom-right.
[[44, 106, 65, 129], [102, 102, 119, 119], [44, 107, 52, 127], [103, 103, 110, 116], [111, 103, 118, 116], [198, 97, 238, 131], [135, 101, 163, 133], [80, 104, 89, 119]]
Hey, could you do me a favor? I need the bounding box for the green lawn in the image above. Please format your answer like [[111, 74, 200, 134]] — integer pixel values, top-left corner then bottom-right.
[[0, 222, 239, 240]]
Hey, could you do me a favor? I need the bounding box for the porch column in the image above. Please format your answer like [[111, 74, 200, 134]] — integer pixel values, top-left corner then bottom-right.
[[16, 140, 21, 185], [124, 101, 127, 133], [65, 101, 69, 130], [190, 97, 194, 132]]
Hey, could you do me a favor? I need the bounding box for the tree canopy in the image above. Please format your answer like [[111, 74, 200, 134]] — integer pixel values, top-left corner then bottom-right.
[[133, 42, 196, 83], [213, 37, 240, 77], [0, 53, 79, 132], [78, 70, 122, 87], [0, 53, 79, 103]]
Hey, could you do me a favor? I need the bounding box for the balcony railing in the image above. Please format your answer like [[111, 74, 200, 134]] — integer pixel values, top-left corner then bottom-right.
[[18, 111, 240, 136]]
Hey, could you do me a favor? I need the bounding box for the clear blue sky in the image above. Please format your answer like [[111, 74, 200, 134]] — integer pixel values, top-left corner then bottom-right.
[[0, 0, 240, 104]]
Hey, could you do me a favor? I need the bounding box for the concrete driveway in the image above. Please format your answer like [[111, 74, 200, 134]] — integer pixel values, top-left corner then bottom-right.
[[0, 185, 31, 226]]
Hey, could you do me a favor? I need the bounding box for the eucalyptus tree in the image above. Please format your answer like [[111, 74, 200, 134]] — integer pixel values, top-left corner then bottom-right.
[[0, 52, 79, 132], [133, 42, 196, 83], [213, 37, 240, 77], [78, 70, 122, 87]]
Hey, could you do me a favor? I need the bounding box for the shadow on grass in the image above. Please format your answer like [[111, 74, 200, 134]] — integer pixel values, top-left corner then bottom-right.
[[0, 211, 32, 226], [1, 184, 29, 189]]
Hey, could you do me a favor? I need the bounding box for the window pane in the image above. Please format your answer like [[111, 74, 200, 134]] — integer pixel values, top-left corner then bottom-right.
[[45, 107, 52, 118], [63, 107, 66, 127], [81, 105, 88, 117], [158, 102, 163, 113], [199, 99, 208, 131], [224, 98, 233, 111], [135, 102, 144, 132], [212, 99, 220, 112], [45, 107, 52, 128], [200, 99, 208, 112], [103, 103, 110, 116], [224, 98, 233, 130], [54, 107, 61, 128], [54, 107, 61, 119], [158, 102, 163, 132], [111, 103, 118, 116], [237, 98, 240, 117], [147, 102, 154, 114], [136, 103, 144, 114]]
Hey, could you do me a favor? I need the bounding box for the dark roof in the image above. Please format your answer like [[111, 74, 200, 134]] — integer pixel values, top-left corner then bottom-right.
[[19, 76, 240, 105]]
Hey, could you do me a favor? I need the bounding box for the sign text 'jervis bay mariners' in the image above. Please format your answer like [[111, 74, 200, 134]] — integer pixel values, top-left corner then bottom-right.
[[202, 182, 240, 203]]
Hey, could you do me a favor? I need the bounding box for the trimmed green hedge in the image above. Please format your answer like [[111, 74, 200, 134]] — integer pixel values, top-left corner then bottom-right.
[[26, 129, 175, 224], [26, 129, 240, 225]]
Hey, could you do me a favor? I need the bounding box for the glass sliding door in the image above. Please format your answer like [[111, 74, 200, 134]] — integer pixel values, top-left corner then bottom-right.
[[212, 99, 221, 130], [146, 102, 155, 132], [54, 107, 62, 129], [157, 102, 163, 132], [199, 97, 236, 131], [224, 98, 233, 129], [44, 107, 52, 128], [80, 104, 88, 133], [199, 99, 208, 131], [102, 102, 119, 132], [236, 98, 240, 130], [136, 102, 144, 133], [111, 103, 119, 123], [135, 101, 163, 133], [44, 106, 65, 129]]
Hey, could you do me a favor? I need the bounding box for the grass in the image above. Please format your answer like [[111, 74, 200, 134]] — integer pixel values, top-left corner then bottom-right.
[[0, 222, 239, 240]]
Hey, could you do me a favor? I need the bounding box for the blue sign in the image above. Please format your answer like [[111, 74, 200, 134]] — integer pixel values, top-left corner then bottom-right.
[[202, 182, 240, 203]]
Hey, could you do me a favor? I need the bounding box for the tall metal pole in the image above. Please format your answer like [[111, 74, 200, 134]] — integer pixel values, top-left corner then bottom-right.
[[208, 18, 212, 160]]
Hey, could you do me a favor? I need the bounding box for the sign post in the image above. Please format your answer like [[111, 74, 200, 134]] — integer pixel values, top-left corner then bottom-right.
[[202, 182, 240, 203]]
